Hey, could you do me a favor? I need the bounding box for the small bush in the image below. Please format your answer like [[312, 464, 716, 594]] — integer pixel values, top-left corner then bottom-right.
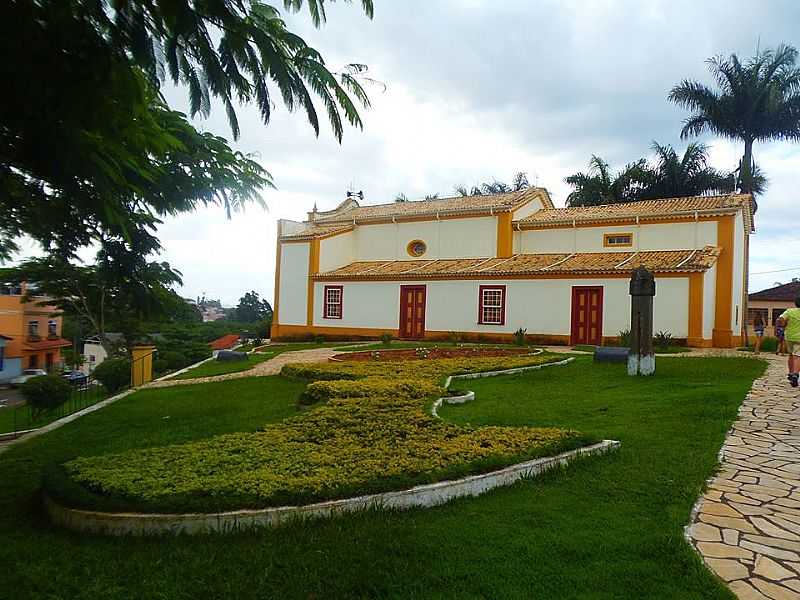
[[513, 327, 528, 346], [654, 331, 672, 350], [301, 378, 442, 405], [92, 358, 131, 393], [618, 329, 631, 347], [21, 375, 72, 417], [314, 335, 325, 344], [447, 331, 461, 345], [380, 332, 393, 346]]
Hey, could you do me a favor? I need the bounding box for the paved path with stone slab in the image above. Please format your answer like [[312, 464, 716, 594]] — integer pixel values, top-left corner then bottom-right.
[[687, 354, 800, 600], [146, 347, 340, 389]]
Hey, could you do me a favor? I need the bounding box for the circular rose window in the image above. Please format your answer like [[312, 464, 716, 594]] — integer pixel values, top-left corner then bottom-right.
[[407, 239, 427, 257]]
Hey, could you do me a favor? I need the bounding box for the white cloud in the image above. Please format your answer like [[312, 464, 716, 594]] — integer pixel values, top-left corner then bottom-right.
[[73, 1, 800, 303]]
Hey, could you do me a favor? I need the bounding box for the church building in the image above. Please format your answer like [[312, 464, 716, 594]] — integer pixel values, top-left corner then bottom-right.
[[271, 190, 752, 347]]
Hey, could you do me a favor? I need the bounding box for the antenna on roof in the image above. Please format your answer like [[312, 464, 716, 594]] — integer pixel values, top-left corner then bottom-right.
[[347, 190, 364, 201]]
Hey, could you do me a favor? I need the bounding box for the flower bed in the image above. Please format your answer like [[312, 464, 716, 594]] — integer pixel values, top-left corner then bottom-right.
[[336, 346, 535, 362], [45, 353, 593, 515]]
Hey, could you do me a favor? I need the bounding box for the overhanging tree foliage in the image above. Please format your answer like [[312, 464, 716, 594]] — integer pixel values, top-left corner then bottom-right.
[[0, 0, 374, 260]]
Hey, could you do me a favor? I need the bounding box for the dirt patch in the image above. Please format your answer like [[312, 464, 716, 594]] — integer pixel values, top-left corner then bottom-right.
[[334, 347, 536, 362]]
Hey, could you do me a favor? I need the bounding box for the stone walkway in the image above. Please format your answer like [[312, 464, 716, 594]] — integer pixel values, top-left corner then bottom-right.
[[146, 347, 340, 389], [688, 354, 800, 599]]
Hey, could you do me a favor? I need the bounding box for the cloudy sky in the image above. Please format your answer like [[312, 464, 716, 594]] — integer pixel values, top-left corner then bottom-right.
[[144, 1, 798, 305]]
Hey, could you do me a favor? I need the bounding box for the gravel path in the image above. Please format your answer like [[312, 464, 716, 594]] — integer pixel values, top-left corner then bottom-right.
[[146, 347, 340, 389]]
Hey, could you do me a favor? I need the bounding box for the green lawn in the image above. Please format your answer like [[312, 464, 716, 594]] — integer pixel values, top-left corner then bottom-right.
[[171, 342, 352, 380], [171, 353, 273, 380], [0, 356, 763, 598], [572, 344, 691, 354], [0, 387, 109, 434]]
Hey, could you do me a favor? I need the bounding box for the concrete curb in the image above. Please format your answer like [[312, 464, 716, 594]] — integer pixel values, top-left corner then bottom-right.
[[44, 439, 620, 536]]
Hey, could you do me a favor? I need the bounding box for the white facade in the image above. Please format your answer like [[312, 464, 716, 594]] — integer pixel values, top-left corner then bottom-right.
[[273, 193, 752, 347], [312, 278, 690, 338], [82, 341, 108, 375]]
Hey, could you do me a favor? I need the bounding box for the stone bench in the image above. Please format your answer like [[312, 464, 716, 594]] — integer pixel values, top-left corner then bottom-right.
[[593, 346, 629, 364]]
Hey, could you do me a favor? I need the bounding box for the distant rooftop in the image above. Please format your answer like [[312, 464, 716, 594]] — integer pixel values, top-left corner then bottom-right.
[[749, 281, 800, 302]]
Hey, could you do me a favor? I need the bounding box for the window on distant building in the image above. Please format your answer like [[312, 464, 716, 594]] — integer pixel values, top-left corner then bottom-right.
[[603, 233, 633, 247], [28, 320, 39, 338], [48, 319, 57, 337], [478, 285, 506, 325], [323, 286, 343, 319]]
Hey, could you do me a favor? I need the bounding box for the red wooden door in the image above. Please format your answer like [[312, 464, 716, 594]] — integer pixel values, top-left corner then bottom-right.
[[399, 286, 426, 339], [571, 287, 604, 345]]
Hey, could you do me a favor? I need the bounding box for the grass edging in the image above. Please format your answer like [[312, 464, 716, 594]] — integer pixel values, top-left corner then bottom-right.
[[43, 439, 620, 536]]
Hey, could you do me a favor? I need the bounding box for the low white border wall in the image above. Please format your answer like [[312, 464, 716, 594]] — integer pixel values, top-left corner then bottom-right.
[[45, 439, 619, 536]]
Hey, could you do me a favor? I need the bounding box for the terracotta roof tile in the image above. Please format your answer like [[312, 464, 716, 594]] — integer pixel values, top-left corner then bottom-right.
[[749, 282, 800, 302], [311, 188, 551, 224], [315, 246, 721, 280], [279, 223, 354, 241], [517, 194, 753, 230], [209, 334, 240, 351]]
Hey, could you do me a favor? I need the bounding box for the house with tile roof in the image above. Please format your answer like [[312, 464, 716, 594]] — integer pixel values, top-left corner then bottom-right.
[[748, 281, 800, 337], [271, 189, 753, 348], [0, 283, 71, 382]]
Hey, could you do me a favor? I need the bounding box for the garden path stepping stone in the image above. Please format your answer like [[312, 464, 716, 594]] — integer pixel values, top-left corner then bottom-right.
[[688, 355, 800, 599]]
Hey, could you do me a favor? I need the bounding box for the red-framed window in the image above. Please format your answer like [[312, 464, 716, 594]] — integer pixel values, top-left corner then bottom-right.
[[323, 285, 343, 319], [478, 285, 506, 325]]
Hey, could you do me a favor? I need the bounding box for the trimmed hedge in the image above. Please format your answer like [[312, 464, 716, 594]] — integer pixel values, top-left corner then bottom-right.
[[21, 375, 71, 416], [92, 358, 130, 393], [300, 378, 442, 405], [54, 353, 591, 513]]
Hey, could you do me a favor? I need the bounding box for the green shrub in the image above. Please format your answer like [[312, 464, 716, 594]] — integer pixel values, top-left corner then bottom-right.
[[618, 329, 631, 347], [314, 335, 325, 344], [92, 358, 131, 393], [301, 378, 442, 405], [380, 332, 393, 346], [158, 350, 189, 371], [654, 331, 672, 350], [447, 331, 461, 345], [21, 375, 72, 416], [513, 327, 527, 346], [61, 351, 587, 513]]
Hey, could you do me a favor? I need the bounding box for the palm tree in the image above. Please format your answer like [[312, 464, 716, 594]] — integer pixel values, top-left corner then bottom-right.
[[453, 171, 530, 196], [669, 44, 800, 195], [639, 142, 735, 200], [564, 156, 648, 207]]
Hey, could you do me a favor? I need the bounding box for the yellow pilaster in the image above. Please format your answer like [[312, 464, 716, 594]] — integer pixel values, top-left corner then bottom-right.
[[687, 272, 705, 347], [496, 212, 513, 258], [713, 216, 734, 348], [307, 238, 320, 327]]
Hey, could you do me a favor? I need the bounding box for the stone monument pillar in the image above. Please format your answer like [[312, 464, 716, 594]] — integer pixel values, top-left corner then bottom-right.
[[628, 267, 656, 376]]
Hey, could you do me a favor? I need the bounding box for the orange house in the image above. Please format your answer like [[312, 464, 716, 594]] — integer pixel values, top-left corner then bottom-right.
[[0, 283, 71, 382]]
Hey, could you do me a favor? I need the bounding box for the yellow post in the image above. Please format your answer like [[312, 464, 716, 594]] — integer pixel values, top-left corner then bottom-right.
[[131, 345, 156, 387]]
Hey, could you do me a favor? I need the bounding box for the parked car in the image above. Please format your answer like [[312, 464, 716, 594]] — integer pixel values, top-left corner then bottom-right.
[[62, 371, 89, 385], [10, 369, 47, 387]]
